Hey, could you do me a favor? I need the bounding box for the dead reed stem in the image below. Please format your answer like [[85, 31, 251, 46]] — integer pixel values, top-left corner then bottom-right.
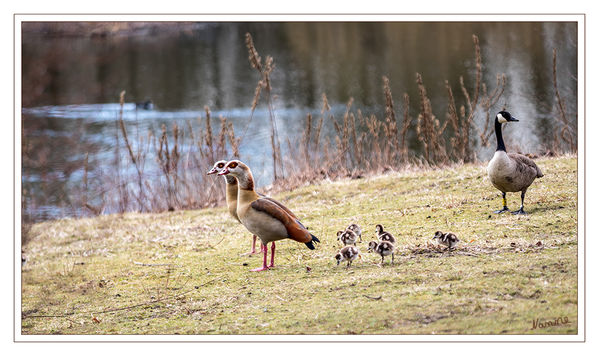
[[552, 48, 576, 152]]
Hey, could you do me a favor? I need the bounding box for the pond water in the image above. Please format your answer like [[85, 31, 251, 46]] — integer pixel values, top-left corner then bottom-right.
[[21, 22, 578, 221]]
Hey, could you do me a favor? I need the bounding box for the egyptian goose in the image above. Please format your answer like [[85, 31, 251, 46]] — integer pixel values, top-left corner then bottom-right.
[[367, 241, 395, 265], [335, 246, 360, 268], [487, 111, 543, 215], [219, 160, 320, 271], [346, 223, 362, 242], [207, 160, 259, 254], [337, 229, 358, 246], [375, 224, 396, 244], [432, 231, 460, 249]]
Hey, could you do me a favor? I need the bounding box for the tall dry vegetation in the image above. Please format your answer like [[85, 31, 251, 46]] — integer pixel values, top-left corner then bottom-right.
[[73, 33, 575, 218]]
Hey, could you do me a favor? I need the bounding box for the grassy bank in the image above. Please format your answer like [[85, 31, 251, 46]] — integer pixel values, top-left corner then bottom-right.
[[21, 155, 578, 335]]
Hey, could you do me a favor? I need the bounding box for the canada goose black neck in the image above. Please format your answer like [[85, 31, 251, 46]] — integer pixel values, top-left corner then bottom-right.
[[494, 117, 506, 152]]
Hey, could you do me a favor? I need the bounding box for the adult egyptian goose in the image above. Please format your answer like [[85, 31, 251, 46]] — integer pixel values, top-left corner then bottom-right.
[[219, 160, 320, 271], [375, 224, 396, 244], [487, 111, 544, 214], [207, 160, 258, 254], [432, 231, 460, 249], [335, 246, 360, 268]]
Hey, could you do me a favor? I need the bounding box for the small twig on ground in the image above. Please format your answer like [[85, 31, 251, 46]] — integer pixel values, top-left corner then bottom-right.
[[133, 261, 177, 267], [363, 295, 382, 300]]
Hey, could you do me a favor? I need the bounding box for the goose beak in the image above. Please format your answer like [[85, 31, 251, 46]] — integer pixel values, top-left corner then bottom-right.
[[206, 168, 218, 175], [218, 168, 230, 176], [508, 117, 519, 122]]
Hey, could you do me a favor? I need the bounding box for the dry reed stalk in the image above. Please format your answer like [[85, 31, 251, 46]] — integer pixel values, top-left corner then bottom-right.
[[552, 48, 576, 152], [303, 113, 312, 163], [400, 93, 412, 162], [204, 106, 214, 162], [244, 33, 283, 180], [383, 76, 399, 161], [217, 116, 227, 158], [227, 122, 241, 158], [416, 73, 447, 164], [478, 74, 507, 147]]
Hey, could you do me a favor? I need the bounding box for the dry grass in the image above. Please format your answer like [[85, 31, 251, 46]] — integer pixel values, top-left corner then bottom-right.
[[21, 155, 578, 335]]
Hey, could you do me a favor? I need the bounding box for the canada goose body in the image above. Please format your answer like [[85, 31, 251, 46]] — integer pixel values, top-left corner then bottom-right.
[[219, 160, 320, 271], [487, 111, 543, 214]]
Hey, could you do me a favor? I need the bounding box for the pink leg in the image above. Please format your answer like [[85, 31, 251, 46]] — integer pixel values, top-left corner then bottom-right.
[[268, 242, 276, 268], [251, 243, 269, 272], [249, 235, 258, 255]]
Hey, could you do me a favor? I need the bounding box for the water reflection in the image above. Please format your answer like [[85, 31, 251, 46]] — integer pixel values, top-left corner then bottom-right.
[[21, 22, 578, 221]]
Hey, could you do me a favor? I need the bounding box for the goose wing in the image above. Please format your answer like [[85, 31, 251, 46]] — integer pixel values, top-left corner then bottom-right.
[[509, 153, 544, 178], [250, 198, 312, 243]]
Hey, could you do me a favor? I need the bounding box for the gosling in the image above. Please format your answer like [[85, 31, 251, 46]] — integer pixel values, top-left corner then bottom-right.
[[335, 246, 360, 268], [346, 223, 362, 242], [375, 224, 396, 244], [432, 231, 460, 249], [338, 229, 358, 246], [367, 240, 395, 265]]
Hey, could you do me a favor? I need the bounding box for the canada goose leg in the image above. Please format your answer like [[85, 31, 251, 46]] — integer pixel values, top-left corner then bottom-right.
[[391, 253, 395, 265], [512, 190, 527, 215], [268, 242, 276, 268], [251, 243, 269, 272], [494, 192, 510, 213]]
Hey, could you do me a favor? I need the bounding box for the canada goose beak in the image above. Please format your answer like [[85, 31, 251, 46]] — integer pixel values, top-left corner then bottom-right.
[[508, 117, 519, 122], [218, 168, 230, 176]]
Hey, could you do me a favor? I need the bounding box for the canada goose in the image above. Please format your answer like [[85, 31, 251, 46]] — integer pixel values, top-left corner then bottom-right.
[[219, 160, 320, 271], [367, 241, 395, 265], [375, 224, 396, 244], [432, 231, 459, 249], [487, 111, 544, 215], [346, 223, 362, 242], [335, 246, 360, 268], [338, 229, 358, 246]]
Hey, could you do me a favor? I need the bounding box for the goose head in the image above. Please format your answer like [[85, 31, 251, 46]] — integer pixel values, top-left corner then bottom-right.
[[432, 230, 444, 242], [219, 160, 254, 189], [207, 160, 228, 175], [375, 224, 384, 235], [496, 111, 519, 124], [367, 241, 378, 252], [334, 252, 343, 265], [218, 160, 248, 177]]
